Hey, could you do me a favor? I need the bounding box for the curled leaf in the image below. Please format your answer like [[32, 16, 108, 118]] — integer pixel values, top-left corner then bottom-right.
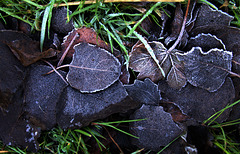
[[185, 33, 226, 52]]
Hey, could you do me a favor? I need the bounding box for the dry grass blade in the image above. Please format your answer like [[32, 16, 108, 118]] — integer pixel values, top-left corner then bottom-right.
[[51, 0, 184, 7]]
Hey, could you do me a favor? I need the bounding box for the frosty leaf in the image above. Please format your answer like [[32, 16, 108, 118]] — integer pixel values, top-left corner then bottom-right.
[[177, 47, 232, 92], [130, 104, 183, 150], [124, 78, 161, 105], [194, 3, 233, 27], [191, 25, 240, 55], [167, 55, 186, 89], [129, 41, 171, 82], [61, 27, 123, 63], [185, 33, 226, 52], [0, 30, 57, 66], [66, 43, 121, 93], [158, 78, 235, 122]]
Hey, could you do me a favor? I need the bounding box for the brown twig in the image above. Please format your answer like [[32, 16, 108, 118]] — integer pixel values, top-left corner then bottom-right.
[[42, 60, 69, 85], [92, 123, 124, 154], [57, 33, 79, 67], [167, 0, 190, 53]]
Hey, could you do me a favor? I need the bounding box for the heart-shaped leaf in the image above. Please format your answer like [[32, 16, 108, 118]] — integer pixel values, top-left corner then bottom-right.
[[66, 43, 121, 93]]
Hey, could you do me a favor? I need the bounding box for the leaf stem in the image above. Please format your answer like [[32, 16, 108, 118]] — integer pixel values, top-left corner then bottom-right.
[[167, 0, 190, 53]]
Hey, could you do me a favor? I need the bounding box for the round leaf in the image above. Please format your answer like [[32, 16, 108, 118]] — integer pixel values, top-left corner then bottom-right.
[[67, 43, 121, 93]]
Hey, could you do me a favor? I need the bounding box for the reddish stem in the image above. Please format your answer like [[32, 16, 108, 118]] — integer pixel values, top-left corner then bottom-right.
[[167, 0, 191, 53], [57, 33, 78, 67]]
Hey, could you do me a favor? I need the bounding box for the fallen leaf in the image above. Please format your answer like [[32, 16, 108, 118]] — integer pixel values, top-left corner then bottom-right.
[[51, 7, 74, 34], [57, 81, 139, 128], [66, 43, 121, 93], [0, 42, 25, 109], [176, 47, 232, 92], [129, 41, 187, 89], [61, 27, 123, 63], [130, 104, 183, 151], [0, 30, 57, 66], [6, 40, 57, 66], [167, 55, 186, 89], [160, 100, 189, 123], [129, 41, 171, 82], [158, 78, 235, 123], [185, 33, 226, 52], [124, 78, 161, 105], [190, 25, 240, 55], [140, 10, 168, 40], [165, 3, 188, 47], [193, 3, 233, 27], [119, 66, 130, 84]]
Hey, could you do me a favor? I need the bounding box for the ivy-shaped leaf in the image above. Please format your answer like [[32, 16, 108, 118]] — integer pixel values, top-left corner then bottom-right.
[[129, 41, 171, 83], [129, 41, 185, 89]]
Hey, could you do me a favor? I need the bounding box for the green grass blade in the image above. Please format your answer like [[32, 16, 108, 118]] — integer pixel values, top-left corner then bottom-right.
[[129, 27, 166, 77], [23, 0, 44, 9], [157, 135, 181, 153], [47, 0, 55, 38], [211, 118, 240, 128], [74, 129, 92, 137], [203, 99, 240, 125], [0, 7, 33, 26], [85, 127, 106, 151], [103, 124, 139, 139], [40, 4, 51, 51], [95, 119, 146, 125], [70, 4, 98, 18], [99, 21, 129, 64], [127, 2, 162, 36]]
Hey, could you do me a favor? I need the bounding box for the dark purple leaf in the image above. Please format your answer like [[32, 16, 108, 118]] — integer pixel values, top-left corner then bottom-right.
[[191, 25, 240, 55], [165, 3, 188, 47], [66, 43, 121, 93], [124, 78, 161, 105], [177, 47, 232, 92], [0, 30, 57, 66], [167, 55, 186, 89], [158, 78, 235, 123], [194, 4, 233, 28], [185, 33, 226, 52], [130, 104, 183, 151], [57, 81, 139, 128]]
